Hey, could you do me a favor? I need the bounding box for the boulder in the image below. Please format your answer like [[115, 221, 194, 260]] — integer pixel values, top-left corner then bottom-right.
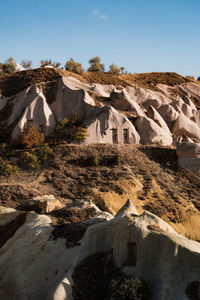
[[135, 116, 173, 145], [20, 195, 64, 213], [173, 112, 200, 141]]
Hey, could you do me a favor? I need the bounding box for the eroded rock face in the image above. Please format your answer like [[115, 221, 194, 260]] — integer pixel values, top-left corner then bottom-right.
[[173, 112, 200, 141], [176, 142, 200, 176], [135, 116, 173, 146], [1, 75, 200, 146], [0, 199, 199, 300], [85, 105, 140, 144]]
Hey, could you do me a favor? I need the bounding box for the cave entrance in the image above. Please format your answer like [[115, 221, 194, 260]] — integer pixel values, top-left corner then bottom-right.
[[127, 242, 137, 266], [111, 128, 118, 144], [123, 128, 129, 144]]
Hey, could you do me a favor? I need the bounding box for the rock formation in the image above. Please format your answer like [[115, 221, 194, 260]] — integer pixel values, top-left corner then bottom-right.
[[0, 199, 200, 300]]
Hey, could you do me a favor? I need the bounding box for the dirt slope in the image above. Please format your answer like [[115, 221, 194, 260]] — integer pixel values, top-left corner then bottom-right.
[[0, 144, 200, 241], [0, 68, 191, 97]]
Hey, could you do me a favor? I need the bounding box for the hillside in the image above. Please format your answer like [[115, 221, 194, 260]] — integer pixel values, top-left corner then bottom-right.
[[1, 144, 200, 242], [1, 68, 200, 299], [0, 68, 192, 97]]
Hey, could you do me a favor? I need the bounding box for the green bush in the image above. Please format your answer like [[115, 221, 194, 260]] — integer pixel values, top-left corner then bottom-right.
[[0, 159, 18, 177], [37, 143, 53, 162], [88, 56, 105, 72], [55, 118, 68, 138], [108, 63, 121, 75], [0, 57, 17, 74], [22, 152, 40, 170], [110, 275, 149, 300], [69, 127, 88, 143], [65, 58, 84, 74], [55, 118, 87, 143]]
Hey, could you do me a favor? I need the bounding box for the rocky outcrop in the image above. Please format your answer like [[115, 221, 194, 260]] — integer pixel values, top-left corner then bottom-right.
[[1, 73, 200, 146], [0, 199, 199, 300], [110, 89, 145, 117], [173, 112, 200, 141], [176, 141, 200, 176], [135, 116, 173, 145], [85, 105, 140, 144]]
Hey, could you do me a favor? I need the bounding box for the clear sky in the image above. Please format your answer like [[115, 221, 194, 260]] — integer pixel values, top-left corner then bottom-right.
[[0, 0, 200, 77]]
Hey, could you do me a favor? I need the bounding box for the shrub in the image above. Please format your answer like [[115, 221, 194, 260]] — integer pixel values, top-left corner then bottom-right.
[[0, 143, 12, 158], [197, 76, 200, 81], [65, 58, 84, 74], [0, 57, 17, 73], [55, 118, 87, 143], [69, 127, 88, 143], [21, 60, 32, 69], [81, 154, 99, 166], [108, 63, 121, 75], [88, 56, 105, 72], [55, 118, 68, 138], [110, 275, 149, 300], [0, 159, 18, 177], [37, 143, 53, 162], [22, 152, 40, 170], [40, 59, 53, 67], [20, 125, 45, 149]]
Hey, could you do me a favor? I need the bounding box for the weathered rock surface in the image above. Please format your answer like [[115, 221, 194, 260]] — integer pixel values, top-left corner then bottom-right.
[[1, 72, 200, 146], [85, 105, 140, 144], [135, 116, 173, 145], [0, 200, 200, 300], [176, 141, 200, 176], [173, 112, 200, 141]]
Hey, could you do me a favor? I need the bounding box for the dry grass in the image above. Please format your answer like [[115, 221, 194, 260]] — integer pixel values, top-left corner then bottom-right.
[[0, 144, 200, 241], [0, 68, 191, 97]]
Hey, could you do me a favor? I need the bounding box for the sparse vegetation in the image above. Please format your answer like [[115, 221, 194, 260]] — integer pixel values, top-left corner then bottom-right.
[[40, 59, 61, 68], [0, 57, 17, 74], [19, 125, 45, 149], [65, 58, 84, 74], [109, 63, 122, 75], [110, 275, 149, 300], [21, 60, 32, 70], [0, 159, 18, 177], [55, 118, 87, 143], [22, 151, 40, 170], [37, 143, 53, 162], [88, 56, 105, 72]]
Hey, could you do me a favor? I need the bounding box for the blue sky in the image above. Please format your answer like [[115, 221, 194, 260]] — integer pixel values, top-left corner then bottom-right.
[[0, 0, 200, 77]]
